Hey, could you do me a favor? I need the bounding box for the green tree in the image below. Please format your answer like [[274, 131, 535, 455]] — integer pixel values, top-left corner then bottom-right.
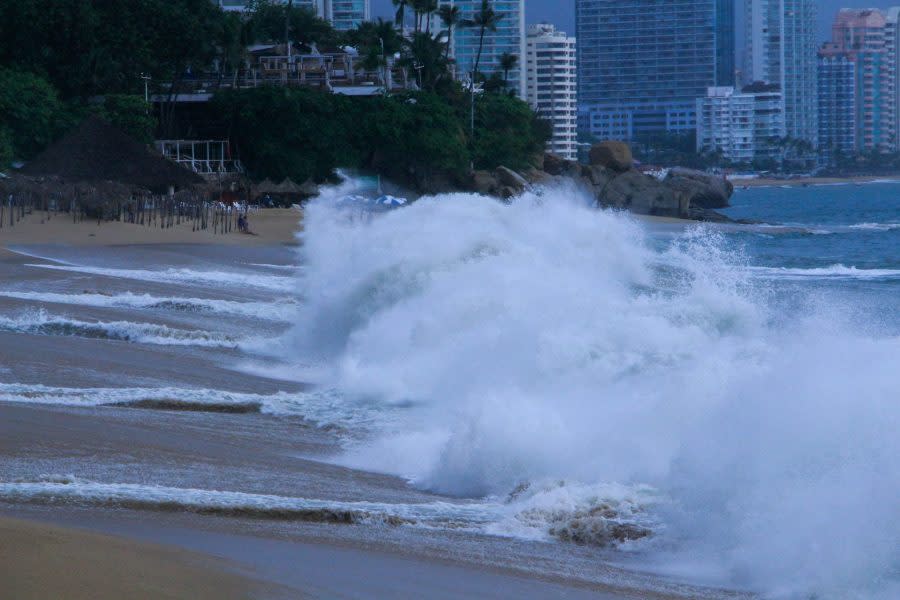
[[0, 69, 68, 159], [247, 0, 338, 46], [93, 95, 157, 143], [471, 92, 549, 171], [0, 126, 13, 168]]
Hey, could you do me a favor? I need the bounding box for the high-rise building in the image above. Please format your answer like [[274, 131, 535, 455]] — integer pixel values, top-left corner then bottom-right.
[[885, 8, 900, 148], [696, 84, 784, 164], [525, 24, 577, 159], [441, 0, 526, 98], [818, 9, 893, 152], [575, 0, 735, 142], [818, 55, 857, 155], [744, 0, 818, 148], [326, 0, 369, 30]]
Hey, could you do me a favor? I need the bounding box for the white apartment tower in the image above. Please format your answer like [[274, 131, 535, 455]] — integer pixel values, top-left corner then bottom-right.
[[525, 24, 577, 160], [696, 85, 785, 164], [744, 0, 818, 149]]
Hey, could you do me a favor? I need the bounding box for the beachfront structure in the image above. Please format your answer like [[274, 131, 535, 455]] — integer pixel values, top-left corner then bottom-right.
[[818, 55, 857, 155], [440, 0, 526, 98], [214, 0, 367, 31], [744, 0, 818, 149], [817, 9, 894, 153], [525, 24, 577, 160], [696, 85, 785, 165], [575, 0, 735, 141], [885, 8, 900, 149]]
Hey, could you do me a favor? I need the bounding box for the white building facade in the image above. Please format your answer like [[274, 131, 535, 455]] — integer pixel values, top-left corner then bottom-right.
[[697, 85, 785, 164], [216, 0, 368, 31], [525, 24, 577, 159], [744, 0, 818, 149]]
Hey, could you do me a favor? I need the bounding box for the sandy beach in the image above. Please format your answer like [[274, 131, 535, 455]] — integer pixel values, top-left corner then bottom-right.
[[0, 207, 302, 246], [0, 515, 270, 600]]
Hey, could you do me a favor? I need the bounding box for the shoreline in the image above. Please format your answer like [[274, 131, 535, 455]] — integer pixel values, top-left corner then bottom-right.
[[732, 174, 900, 187], [0, 515, 274, 600]]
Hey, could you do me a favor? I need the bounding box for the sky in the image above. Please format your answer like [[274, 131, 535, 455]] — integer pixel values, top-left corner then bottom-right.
[[371, 0, 898, 44]]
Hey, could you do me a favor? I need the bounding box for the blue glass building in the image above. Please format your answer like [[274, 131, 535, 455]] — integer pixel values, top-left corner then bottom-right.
[[441, 0, 526, 97], [576, 0, 735, 141], [327, 0, 369, 31]]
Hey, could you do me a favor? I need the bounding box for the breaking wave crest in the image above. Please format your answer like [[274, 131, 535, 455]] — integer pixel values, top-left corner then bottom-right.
[[0, 311, 236, 347], [0, 291, 297, 321], [0, 476, 658, 548], [286, 185, 900, 598]]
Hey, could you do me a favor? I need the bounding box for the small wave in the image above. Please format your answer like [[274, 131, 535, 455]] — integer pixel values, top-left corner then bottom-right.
[[0, 477, 497, 530], [847, 222, 900, 232], [0, 383, 378, 430], [0, 311, 236, 347], [25, 263, 295, 292], [0, 291, 297, 321], [746, 264, 900, 281]]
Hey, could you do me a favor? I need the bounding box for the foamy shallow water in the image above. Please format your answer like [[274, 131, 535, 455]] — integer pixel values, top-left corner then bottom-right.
[[1, 181, 898, 599]]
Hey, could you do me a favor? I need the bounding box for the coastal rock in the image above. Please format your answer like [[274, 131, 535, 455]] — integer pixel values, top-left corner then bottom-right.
[[589, 141, 633, 172], [664, 167, 733, 209], [470, 170, 499, 196], [495, 166, 529, 193], [582, 164, 615, 188], [542, 153, 568, 176], [599, 170, 687, 218]]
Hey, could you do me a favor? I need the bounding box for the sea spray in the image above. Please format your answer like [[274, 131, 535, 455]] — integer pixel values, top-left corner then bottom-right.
[[288, 183, 900, 598]]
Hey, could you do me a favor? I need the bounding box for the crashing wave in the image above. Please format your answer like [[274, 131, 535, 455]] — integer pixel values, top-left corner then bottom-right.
[[0, 291, 298, 321], [0, 310, 237, 347]]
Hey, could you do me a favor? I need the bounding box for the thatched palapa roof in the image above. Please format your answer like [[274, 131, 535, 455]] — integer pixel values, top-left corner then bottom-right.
[[20, 116, 203, 193]]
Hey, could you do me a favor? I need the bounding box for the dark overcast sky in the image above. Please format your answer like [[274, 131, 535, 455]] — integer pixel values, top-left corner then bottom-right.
[[371, 0, 896, 43]]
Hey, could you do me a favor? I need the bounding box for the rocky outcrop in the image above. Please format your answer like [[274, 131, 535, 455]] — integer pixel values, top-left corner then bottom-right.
[[663, 167, 733, 209], [588, 141, 634, 172], [469, 166, 529, 199], [459, 143, 734, 221]]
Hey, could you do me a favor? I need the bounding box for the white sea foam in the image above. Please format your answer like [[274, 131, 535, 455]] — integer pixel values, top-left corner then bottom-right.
[[847, 222, 900, 232], [0, 477, 498, 528], [284, 183, 900, 598], [0, 310, 236, 347], [0, 291, 297, 321], [25, 263, 295, 292], [746, 263, 900, 280], [0, 383, 386, 430], [0, 475, 658, 547]]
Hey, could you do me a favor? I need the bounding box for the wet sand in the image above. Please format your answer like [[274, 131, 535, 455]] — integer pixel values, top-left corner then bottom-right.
[[0, 207, 302, 246], [0, 515, 271, 600]]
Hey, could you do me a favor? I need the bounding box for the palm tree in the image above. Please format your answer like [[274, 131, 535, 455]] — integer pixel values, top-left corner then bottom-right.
[[437, 5, 461, 59], [463, 0, 504, 81], [499, 52, 517, 86], [421, 0, 439, 34], [392, 0, 408, 29]]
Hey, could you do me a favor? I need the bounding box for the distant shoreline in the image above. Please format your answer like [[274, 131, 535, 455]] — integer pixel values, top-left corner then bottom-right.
[[732, 175, 900, 188]]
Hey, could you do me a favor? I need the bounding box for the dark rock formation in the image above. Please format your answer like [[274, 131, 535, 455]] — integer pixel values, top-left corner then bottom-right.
[[442, 143, 734, 222], [589, 141, 634, 172], [663, 167, 733, 209]]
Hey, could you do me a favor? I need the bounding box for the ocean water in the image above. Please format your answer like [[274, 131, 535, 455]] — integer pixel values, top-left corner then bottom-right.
[[1, 181, 897, 599]]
